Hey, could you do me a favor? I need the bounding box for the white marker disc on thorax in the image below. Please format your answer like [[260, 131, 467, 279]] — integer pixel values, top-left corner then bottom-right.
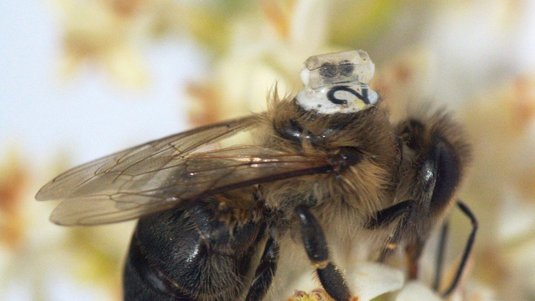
[[296, 49, 379, 115]]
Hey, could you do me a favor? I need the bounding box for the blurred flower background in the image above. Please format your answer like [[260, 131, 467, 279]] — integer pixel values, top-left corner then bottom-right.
[[1, 0, 535, 300]]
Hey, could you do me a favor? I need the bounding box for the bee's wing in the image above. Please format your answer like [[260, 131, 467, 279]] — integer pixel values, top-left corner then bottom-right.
[[36, 115, 330, 226], [37, 116, 258, 201]]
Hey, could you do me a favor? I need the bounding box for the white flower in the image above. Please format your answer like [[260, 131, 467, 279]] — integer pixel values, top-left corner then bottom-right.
[[396, 281, 442, 301], [349, 262, 405, 301]]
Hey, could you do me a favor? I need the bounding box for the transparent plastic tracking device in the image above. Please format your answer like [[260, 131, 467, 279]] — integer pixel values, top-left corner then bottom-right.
[[296, 49, 379, 114]]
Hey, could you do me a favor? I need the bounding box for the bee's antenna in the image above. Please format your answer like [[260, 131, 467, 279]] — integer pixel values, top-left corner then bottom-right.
[[441, 200, 478, 297]]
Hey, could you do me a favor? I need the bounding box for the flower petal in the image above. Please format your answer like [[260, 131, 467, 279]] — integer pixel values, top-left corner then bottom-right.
[[348, 262, 405, 301], [396, 281, 442, 301]]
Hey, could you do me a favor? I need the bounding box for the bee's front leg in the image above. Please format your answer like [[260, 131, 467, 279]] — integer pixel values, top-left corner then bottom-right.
[[439, 201, 478, 297], [365, 199, 415, 229], [294, 205, 352, 301], [364, 200, 415, 262]]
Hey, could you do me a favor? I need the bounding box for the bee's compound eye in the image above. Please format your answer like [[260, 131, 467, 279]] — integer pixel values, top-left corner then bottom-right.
[[429, 140, 461, 213], [319, 63, 338, 78]]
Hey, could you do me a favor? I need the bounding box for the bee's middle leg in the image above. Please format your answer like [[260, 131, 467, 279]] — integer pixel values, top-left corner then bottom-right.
[[294, 205, 352, 301]]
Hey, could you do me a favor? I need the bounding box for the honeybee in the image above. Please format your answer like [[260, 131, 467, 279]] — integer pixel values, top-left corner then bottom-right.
[[36, 50, 476, 301]]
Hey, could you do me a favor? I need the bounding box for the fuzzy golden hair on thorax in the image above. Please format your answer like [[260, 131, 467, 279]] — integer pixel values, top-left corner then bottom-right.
[[259, 93, 400, 220]]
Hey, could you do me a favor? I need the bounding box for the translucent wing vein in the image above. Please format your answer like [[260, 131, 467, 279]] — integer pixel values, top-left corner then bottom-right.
[[36, 116, 331, 225]]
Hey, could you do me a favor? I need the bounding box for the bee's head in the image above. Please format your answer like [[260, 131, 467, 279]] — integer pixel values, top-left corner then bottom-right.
[[296, 49, 379, 115]]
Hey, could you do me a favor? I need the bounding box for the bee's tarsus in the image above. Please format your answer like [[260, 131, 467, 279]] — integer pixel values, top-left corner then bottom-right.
[[316, 263, 352, 301]]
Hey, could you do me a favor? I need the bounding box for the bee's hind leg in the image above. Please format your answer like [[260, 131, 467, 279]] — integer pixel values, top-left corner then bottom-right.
[[294, 205, 352, 301], [244, 237, 280, 301]]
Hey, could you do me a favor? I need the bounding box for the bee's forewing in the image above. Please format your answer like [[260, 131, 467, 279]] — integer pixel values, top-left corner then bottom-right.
[[36, 115, 329, 226], [36, 116, 257, 223]]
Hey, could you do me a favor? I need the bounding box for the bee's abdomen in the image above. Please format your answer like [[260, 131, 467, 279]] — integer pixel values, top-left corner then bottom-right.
[[123, 201, 264, 301]]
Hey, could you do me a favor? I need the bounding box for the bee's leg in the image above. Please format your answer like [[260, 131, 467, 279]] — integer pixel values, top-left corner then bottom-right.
[[244, 237, 280, 301], [405, 237, 426, 279], [433, 219, 449, 291], [440, 200, 478, 297], [365, 200, 414, 229], [407, 201, 477, 296], [294, 205, 352, 301], [364, 200, 415, 261]]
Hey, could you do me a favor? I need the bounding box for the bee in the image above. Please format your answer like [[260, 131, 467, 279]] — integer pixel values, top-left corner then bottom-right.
[[36, 50, 477, 301]]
